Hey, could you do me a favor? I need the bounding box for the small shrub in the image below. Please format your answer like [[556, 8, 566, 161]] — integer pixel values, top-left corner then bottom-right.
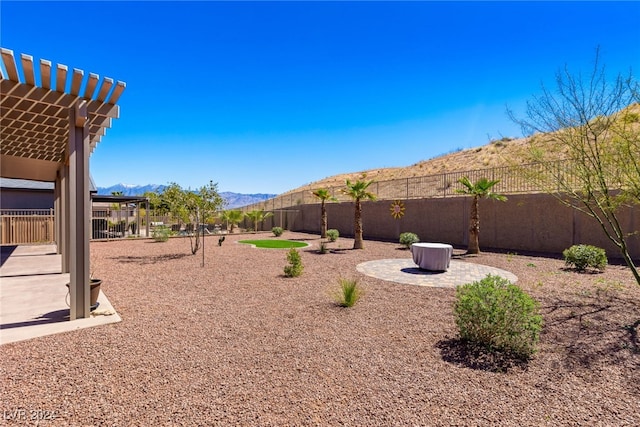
[[284, 248, 303, 277], [272, 226, 284, 237], [318, 241, 328, 254], [622, 112, 640, 124], [152, 226, 170, 242], [454, 275, 543, 359], [563, 244, 607, 272], [326, 229, 339, 242], [334, 278, 362, 307], [399, 232, 419, 249]]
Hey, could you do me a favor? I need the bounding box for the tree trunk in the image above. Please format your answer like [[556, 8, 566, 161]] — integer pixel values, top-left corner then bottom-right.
[[321, 201, 327, 238], [190, 221, 200, 255], [353, 199, 364, 249], [467, 195, 480, 254]]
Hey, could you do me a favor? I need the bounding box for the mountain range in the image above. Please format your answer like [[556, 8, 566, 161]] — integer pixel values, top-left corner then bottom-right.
[[96, 184, 276, 209]]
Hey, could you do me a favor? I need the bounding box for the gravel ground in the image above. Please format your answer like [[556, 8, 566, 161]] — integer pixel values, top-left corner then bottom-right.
[[1, 231, 639, 426]]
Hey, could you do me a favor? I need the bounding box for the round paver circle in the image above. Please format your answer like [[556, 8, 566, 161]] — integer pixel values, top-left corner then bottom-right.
[[356, 258, 518, 288]]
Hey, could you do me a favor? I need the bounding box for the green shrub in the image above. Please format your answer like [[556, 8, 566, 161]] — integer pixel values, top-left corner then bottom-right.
[[284, 248, 303, 277], [334, 278, 362, 307], [563, 244, 607, 272], [399, 232, 420, 249], [454, 275, 543, 359], [622, 112, 640, 124], [326, 229, 339, 242], [152, 225, 170, 242], [272, 226, 284, 237]]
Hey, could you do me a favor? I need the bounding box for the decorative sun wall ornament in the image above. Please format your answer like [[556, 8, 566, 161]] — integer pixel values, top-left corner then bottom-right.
[[390, 200, 405, 219]]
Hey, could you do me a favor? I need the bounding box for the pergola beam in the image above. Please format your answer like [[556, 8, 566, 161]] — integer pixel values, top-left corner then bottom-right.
[[21, 54, 35, 86], [1, 48, 19, 81], [40, 59, 52, 90], [70, 68, 83, 96], [55, 64, 67, 93]]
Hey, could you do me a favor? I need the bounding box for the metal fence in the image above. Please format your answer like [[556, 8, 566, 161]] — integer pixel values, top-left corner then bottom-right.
[[239, 160, 577, 212], [0, 209, 55, 245], [91, 205, 147, 240]]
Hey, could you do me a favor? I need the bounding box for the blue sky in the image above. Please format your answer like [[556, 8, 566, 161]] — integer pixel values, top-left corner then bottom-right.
[[2, 1, 639, 194]]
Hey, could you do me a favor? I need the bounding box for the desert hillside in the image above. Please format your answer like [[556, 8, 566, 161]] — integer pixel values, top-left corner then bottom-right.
[[281, 135, 540, 196], [281, 103, 640, 196]]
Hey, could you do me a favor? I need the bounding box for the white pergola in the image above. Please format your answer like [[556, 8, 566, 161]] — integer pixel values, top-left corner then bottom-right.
[[1, 48, 126, 319]]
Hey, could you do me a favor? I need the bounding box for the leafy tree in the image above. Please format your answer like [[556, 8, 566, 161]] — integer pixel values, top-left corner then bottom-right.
[[162, 181, 225, 255], [508, 48, 640, 285], [456, 177, 507, 255], [312, 188, 337, 238], [342, 177, 377, 249], [245, 209, 273, 233], [220, 209, 244, 232], [161, 184, 188, 226], [143, 190, 169, 217], [109, 191, 124, 227]]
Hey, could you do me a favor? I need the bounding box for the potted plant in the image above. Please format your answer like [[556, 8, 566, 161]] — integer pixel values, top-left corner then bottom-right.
[[66, 275, 101, 311], [88, 278, 102, 311], [66, 279, 102, 311]]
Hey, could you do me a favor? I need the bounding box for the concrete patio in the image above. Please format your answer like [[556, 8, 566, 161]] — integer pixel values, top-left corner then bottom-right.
[[0, 244, 121, 345]]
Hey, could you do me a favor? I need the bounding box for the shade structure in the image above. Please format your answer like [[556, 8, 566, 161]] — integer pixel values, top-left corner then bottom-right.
[[0, 48, 126, 320], [1, 48, 125, 181]]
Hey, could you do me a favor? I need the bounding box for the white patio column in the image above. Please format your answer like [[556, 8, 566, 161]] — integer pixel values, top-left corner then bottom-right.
[[68, 101, 91, 320]]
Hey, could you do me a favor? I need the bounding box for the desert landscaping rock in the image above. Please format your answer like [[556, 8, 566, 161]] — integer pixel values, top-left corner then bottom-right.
[[1, 232, 638, 426]]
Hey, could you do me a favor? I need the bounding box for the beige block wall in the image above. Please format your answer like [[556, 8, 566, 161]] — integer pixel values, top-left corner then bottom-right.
[[284, 193, 639, 261]]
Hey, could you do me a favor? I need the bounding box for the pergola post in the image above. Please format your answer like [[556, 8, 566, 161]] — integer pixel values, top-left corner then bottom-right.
[[61, 165, 70, 273], [145, 198, 150, 237], [54, 171, 61, 255], [68, 101, 91, 320], [136, 201, 141, 237]]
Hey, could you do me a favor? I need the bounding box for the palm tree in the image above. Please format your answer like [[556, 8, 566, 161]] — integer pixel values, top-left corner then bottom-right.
[[245, 209, 273, 233], [456, 177, 507, 255], [312, 188, 337, 238], [221, 209, 244, 233], [342, 177, 377, 249]]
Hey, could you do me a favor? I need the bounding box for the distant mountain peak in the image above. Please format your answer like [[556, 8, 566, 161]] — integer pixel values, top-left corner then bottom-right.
[[96, 183, 276, 209]]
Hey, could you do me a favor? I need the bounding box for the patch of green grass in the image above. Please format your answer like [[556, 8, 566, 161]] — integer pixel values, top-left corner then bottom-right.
[[239, 239, 308, 249]]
